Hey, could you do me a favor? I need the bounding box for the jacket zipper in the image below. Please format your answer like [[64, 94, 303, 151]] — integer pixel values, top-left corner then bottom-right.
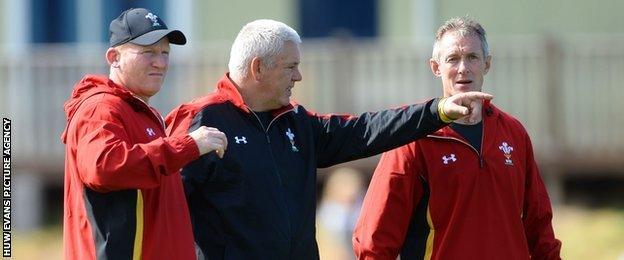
[[266, 109, 293, 133], [248, 107, 294, 144], [248, 108, 294, 184], [428, 120, 486, 168], [248, 107, 295, 250]]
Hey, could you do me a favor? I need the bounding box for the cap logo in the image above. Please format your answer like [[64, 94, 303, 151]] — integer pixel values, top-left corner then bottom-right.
[[145, 13, 160, 27]]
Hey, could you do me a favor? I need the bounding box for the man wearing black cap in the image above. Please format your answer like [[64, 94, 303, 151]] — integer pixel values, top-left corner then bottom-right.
[[61, 8, 227, 260]]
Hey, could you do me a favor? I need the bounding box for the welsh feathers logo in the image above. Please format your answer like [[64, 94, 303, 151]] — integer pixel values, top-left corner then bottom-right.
[[145, 13, 161, 27], [498, 142, 514, 166], [285, 128, 299, 152]]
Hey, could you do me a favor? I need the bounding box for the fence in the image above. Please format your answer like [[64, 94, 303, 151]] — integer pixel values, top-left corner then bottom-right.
[[1, 34, 623, 176]]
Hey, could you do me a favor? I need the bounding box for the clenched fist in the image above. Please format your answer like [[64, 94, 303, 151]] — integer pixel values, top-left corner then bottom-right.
[[189, 126, 228, 158]]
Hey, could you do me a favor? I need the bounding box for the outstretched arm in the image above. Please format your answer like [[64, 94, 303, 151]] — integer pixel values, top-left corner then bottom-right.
[[314, 92, 492, 167]]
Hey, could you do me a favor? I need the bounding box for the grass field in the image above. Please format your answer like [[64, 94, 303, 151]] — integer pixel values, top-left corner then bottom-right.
[[10, 205, 624, 259], [554, 206, 624, 259]]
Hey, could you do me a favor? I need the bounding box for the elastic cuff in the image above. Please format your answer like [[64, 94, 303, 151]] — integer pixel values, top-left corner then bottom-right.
[[181, 134, 201, 159], [436, 97, 454, 123]]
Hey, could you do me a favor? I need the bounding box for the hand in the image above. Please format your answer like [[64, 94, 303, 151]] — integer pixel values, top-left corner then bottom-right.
[[442, 91, 493, 124], [188, 126, 228, 158]]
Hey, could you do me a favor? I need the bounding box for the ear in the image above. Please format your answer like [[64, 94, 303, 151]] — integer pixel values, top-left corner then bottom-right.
[[250, 57, 263, 81], [484, 55, 492, 75], [430, 58, 441, 77], [106, 47, 120, 68]]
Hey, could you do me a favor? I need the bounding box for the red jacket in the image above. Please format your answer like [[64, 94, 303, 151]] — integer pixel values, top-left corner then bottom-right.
[[61, 75, 200, 260], [353, 102, 561, 260]]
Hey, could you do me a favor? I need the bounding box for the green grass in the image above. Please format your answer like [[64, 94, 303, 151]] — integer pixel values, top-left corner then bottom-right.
[[554, 206, 624, 260], [9, 205, 624, 259], [13, 226, 62, 260]]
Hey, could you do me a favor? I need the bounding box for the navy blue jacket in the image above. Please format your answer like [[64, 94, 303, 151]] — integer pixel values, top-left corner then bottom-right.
[[166, 74, 446, 260]]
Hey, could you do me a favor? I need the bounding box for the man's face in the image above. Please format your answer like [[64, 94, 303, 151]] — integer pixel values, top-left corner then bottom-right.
[[430, 32, 491, 97], [259, 41, 302, 110], [115, 38, 170, 101]]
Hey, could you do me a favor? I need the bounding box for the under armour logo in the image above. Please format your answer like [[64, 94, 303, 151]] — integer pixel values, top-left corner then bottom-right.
[[146, 128, 156, 137], [234, 136, 247, 144], [442, 154, 457, 164], [145, 13, 161, 27]]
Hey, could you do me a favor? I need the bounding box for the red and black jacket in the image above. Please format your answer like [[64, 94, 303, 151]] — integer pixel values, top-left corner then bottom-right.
[[166, 74, 447, 260], [61, 75, 200, 260], [353, 102, 561, 260]]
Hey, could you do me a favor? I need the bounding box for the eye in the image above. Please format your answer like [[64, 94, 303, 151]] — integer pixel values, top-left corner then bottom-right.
[[446, 57, 458, 63], [139, 50, 155, 58]]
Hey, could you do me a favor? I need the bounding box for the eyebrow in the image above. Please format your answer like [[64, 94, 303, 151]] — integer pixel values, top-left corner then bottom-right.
[[444, 51, 480, 57], [140, 47, 170, 52]]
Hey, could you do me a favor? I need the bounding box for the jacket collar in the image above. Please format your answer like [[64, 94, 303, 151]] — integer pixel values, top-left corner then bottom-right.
[[60, 74, 152, 143], [216, 73, 297, 116]]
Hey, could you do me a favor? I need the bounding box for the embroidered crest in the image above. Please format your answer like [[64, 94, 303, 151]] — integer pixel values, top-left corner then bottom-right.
[[234, 136, 247, 144], [285, 128, 299, 152], [442, 154, 457, 164], [498, 142, 514, 165], [145, 13, 161, 27]]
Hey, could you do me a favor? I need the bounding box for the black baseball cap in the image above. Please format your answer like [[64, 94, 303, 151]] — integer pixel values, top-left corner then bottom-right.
[[109, 8, 186, 47]]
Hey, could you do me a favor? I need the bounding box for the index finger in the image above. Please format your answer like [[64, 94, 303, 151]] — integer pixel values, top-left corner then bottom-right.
[[462, 91, 493, 100]]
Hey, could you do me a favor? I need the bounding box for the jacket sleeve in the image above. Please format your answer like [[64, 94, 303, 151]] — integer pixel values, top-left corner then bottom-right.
[[313, 98, 446, 167], [166, 105, 219, 197], [353, 144, 422, 259], [74, 101, 199, 192], [522, 133, 562, 259]]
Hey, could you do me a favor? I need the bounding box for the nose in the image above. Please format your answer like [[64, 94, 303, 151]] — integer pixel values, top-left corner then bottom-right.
[[153, 54, 168, 69], [458, 59, 469, 74], [293, 67, 302, 82]]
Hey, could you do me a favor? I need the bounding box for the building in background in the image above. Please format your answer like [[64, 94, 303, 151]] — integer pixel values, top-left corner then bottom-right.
[[4, 0, 624, 46], [0, 0, 623, 237]]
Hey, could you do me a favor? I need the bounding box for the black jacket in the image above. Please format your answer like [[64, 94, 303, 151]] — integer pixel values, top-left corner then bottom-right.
[[166, 74, 446, 260]]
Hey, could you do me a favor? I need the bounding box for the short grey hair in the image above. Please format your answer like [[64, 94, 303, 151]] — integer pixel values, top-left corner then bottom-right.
[[432, 17, 489, 61], [228, 19, 302, 81]]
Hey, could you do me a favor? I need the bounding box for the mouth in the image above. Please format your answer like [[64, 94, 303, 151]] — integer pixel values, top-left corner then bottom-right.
[[149, 73, 164, 77], [456, 79, 473, 85]]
